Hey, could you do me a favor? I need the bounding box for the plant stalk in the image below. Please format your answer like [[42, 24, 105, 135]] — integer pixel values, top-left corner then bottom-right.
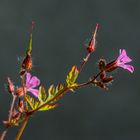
[[15, 116, 30, 140], [0, 94, 16, 140]]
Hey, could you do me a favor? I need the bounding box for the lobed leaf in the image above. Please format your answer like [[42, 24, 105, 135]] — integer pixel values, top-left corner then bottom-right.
[[38, 86, 47, 102], [26, 84, 65, 112], [26, 95, 40, 110], [46, 83, 64, 103], [26, 95, 58, 111], [66, 65, 79, 87]]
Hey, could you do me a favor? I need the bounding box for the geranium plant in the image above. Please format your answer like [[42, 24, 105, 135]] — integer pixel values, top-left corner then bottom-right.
[[0, 23, 134, 140]]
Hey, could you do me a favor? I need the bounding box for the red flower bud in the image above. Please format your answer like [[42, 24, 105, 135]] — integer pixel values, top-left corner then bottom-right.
[[18, 99, 24, 113], [16, 87, 27, 97], [7, 78, 15, 93], [22, 54, 32, 71]]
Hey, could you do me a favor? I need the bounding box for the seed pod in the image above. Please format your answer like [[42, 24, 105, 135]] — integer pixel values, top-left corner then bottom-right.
[[87, 23, 99, 53]]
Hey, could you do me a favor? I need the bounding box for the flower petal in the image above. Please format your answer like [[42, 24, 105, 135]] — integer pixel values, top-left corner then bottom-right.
[[117, 49, 132, 64], [27, 88, 39, 97], [119, 64, 134, 73], [27, 76, 40, 89], [26, 72, 31, 87]]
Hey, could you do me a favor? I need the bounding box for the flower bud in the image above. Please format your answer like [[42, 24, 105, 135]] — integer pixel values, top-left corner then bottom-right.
[[100, 71, 106, 80], [22, 54, 32, 71], [98, 59, 106, 71], [18, 99, 24, 113], [16, 87, 27, 97], [7, 78, 15, 93], [101, 76, 114, 83]]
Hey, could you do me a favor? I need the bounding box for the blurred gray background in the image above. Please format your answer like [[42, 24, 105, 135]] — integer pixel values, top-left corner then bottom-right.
[[0, 0, 139, 140]]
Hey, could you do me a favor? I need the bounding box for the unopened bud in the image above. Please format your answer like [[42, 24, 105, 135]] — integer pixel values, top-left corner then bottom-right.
[[18, 99, 24, 113], [99, 59, 106, 71], [101, 76, 114, 83], [7, 78, 15, 93], [16, 87, 27, 97], [22, 54, 32, 71], [100, 71, 106, 80]]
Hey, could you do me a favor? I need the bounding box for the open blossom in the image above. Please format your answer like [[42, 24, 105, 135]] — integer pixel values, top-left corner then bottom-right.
[[25, 72, 40, 97], [105, 49, 134, 73], [16, 72, 40, 97]]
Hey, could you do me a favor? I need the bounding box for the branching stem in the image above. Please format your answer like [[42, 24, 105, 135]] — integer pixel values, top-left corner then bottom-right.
[[0, 93, 16, 140], [15, 70, 102, 140]]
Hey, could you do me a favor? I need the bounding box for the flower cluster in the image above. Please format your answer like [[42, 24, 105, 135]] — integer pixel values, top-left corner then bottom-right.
[[0, 24, 134, 140]]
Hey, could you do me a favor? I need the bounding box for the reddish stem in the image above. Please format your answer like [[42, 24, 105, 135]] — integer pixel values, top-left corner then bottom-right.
[[0, 94, 16, 140]]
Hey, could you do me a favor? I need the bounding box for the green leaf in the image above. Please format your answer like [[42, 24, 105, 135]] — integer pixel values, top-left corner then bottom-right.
[[48, 84, 55, 96], [26, 95, 40, 110], [26, 83, 66, 112], [66, 65, 79, 87], [26, 95, 58, 111], [38, 86, 47, 102]]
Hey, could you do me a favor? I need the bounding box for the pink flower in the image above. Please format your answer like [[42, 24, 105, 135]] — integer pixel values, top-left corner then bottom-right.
[[105, 49, 134, 73], [116, 49, 134, 73], [25, 72, 40, 97]]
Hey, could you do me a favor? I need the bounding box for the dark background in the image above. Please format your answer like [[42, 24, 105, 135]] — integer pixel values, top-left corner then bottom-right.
[[0, 0, 139, 140]]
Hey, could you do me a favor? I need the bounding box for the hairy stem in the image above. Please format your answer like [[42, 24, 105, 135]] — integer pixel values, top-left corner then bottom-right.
[[0, 94, 16, 140], [79, 53, 90, 73], [21, 76, 28, 111], [9, 95, 16, 122], [0, 127, 9, 140]]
